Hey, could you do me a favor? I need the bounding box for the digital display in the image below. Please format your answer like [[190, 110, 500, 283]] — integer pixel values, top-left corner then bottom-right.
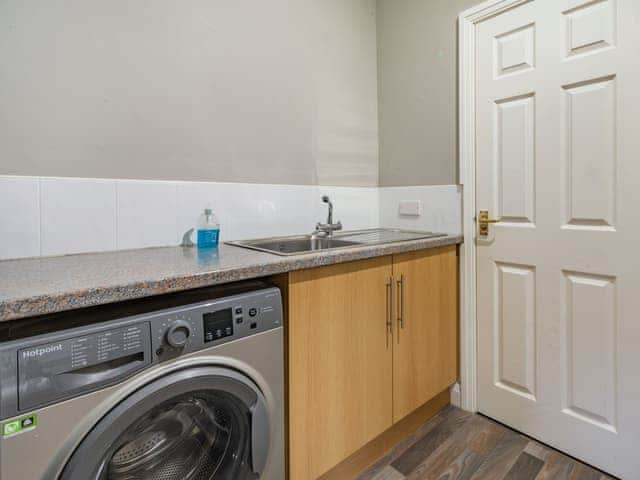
[[203, 309, 233, 342]]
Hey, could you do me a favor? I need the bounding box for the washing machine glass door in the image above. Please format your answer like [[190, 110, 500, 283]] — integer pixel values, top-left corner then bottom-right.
[[60, 367, 270, 480]]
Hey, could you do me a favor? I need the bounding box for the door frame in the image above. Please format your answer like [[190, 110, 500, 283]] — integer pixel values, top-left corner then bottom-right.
[[457, 0, 531, 412]]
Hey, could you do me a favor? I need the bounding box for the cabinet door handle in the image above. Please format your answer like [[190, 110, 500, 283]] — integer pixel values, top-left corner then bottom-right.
[[385, 276, 394, 347], [397, 274, 405, 331]]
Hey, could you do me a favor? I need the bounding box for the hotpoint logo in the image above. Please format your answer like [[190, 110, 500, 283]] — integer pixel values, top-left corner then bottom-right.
[[21, 344, 63, 359]]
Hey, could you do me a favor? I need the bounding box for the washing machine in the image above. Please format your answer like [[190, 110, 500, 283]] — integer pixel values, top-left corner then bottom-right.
[[0, 281, 284, 480]]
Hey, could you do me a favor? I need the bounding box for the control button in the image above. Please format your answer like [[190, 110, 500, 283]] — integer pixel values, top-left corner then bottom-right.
[[21, 417, 34, 429], [235, 307, 243, 315], [249, 308, 258, 317], [165, 320, 193, 348], [215, 329, 223, 338], [225, 326, 233, 335], [250, 322, 257, 330], [236, 317, 244, 324]]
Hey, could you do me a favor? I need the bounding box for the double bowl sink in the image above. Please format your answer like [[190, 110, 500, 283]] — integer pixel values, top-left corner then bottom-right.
[[226, 228, 446, 256]]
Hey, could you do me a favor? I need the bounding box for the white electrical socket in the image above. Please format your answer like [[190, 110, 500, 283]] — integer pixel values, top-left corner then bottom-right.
[[398, 200, 422, 216]]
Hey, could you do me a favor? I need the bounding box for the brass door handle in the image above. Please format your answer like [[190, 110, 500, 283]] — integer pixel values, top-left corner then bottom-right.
[[478, 210, 501, 236]]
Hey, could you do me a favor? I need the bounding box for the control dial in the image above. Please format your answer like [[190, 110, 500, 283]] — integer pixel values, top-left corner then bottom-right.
[[165, 320, 193, 348]]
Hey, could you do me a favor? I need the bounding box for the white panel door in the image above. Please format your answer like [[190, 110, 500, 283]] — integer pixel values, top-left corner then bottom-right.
[[475, 1, 640, 478]]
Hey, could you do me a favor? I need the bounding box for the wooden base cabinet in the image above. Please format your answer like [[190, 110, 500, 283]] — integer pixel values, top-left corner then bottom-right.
[[288, 257, 394, 480], [287, 246, 458, 479], [392, 246, 458, 423]]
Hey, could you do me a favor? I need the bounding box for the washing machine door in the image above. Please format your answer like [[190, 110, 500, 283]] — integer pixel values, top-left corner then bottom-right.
[[59, 366, 270, 480]]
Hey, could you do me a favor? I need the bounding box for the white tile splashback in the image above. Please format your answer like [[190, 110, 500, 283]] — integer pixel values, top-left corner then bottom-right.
[[0, 176, 461, 260], [40, 177, 117, 257], [379, 185, 462, 235], [318, 186, 380, 231], [176, 182, 320, 242], [0, 176, 40, 259], [117, 181, 178, 250]]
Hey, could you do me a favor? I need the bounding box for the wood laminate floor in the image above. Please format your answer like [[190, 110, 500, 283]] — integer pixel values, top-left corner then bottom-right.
[[357, 406, 616, 480]]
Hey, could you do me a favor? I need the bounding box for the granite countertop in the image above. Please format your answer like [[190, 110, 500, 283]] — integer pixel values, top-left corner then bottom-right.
[[0, 234, 462, 322]]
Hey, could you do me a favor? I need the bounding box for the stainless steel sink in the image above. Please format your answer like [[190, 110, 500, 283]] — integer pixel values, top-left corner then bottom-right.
[[226, 228, 446, 256], [229, 237, 360, 255]]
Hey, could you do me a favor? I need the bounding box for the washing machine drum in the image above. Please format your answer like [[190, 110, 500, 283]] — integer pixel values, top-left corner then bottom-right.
[[108, 395, 238, 479], [60, 367, 271, 480]]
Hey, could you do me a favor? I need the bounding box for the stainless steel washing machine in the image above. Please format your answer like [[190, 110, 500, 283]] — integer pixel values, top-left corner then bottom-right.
[[0, 281, 284, 480]]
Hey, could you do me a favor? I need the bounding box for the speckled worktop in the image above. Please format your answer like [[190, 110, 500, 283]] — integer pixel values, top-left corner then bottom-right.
[[0, 234, 462, 322]]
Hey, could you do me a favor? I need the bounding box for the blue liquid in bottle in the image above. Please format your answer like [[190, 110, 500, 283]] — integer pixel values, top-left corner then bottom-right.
[[197, 228, 219, 248], [197, 208, 220, 249]]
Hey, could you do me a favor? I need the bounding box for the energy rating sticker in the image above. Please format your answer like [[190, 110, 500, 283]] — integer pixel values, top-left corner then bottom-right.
[[2, 415, 37, 437]]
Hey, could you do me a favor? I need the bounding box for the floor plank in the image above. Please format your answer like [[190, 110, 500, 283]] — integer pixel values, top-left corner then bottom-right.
[[406, 416, 486, 479], [390, 408, 472, 475], [432, 449, 486, 480], [358, 407, 618, 480], [502, 452, 544, 480], [369, 466, 406, 480], [359, 407, 451, 480], [468, 418, 506, 455], [523, 441, 552, 462], [569, 463, 607, 480], [468, 428, 528, 480], [535, 451, 576, 480]]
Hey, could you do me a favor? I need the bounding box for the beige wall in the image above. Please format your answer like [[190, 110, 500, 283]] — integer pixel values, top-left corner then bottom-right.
[[0, 0, 378, 186], [377, 0, 482, 186]]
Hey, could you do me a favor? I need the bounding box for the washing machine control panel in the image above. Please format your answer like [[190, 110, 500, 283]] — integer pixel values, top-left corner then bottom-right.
[[0, 283, 282, 420], [150, 286, 282, 362]]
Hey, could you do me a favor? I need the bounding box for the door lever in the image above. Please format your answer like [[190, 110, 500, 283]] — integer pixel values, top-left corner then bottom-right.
[[478, 210, 501, 236]]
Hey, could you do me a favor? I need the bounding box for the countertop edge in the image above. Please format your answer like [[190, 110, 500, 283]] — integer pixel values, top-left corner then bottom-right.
[[0, 235, 463, 322]]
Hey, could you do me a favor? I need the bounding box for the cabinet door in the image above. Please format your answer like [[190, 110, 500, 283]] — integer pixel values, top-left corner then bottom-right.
[[392, 246, 457, 423], [289, 257, 393, 480]]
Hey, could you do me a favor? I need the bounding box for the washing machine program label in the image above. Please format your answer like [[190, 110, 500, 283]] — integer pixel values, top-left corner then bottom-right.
[[19, 325, 146, 373], [17, 323, 151, 411]]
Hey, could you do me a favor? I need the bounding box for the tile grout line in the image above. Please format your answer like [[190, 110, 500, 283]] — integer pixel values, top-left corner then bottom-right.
[[38, 177, 43, 257], [114, 180, 119, 251], [172, 182, 179, 245]]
